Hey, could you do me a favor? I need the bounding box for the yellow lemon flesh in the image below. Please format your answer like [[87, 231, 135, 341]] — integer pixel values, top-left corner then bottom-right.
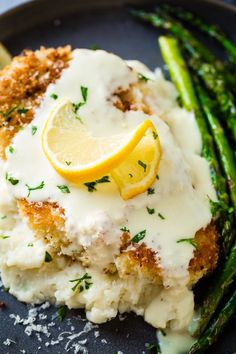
[[42, 99, 161, 198], [111, 128, 161, 200]]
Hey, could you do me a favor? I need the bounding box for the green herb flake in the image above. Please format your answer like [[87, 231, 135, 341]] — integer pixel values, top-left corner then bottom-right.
[[17, 107, 29, 115], [120, 226, 130, 233], [57, 305, 68, 321], [0, 215, 7, 220], [0, 235, 10, 240], [138, 73, 150, 82], [146, 342, 162, 353], [131, 230, 146, 243], [27, 243, 34, 247], [26, 181, 45, 197], [81, 86, 88, 102], [45, 251, 53, 263], [65, 161, 72, 166], [152, 131, 158, 140], [90, 44, 100, 50], [147, 188, 155, 195], [147, 206, 155, 215], [57, 185, 70, 194], [6, 173, 19, 186], [50, 93, 58, 100], [70, 273, 92, 292], [31, 125, 37, 135], [73, 86, 88, 113], [158, 213, 165, 220], [129, 173, 133, 178], [8, 146, 14, 154], [177, 238, 197, 249], [3, 287, 10, 293], [159, 329, 166, 336], [0, 105, 18, 121], [84, 175, 110, 192], [138, 160, 147, 172], [156, 174, 159, 180]]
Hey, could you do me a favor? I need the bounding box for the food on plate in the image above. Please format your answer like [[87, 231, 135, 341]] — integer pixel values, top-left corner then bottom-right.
[[0, 45, 219, 340]]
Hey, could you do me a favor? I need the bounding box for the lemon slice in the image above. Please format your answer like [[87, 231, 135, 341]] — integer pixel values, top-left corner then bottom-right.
[[42, 99, 161, 196], [111, 127, 161, 200]]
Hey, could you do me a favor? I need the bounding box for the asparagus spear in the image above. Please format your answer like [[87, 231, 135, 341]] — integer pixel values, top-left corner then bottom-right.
[[162, 4, 236, 66], [194, 79, 236, 211], [158, 36, 228, 204], [131, 9, 214, 63], [194, 78, 236, 254], [190, 60, 236, 146], [159, 37, 236, 339], [189, 287, 236, 354], [131, 10, 236, 145]]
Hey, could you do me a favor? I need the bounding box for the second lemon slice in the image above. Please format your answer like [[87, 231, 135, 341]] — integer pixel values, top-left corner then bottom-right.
[[42, 99, 161, 194]]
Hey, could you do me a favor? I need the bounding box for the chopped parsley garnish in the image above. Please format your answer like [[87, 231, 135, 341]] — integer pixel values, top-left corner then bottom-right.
[[84, 175, 110, 192], [146, 342, 162, 353], [81, 86, 88, 102], [158, 213, 165, 220], [0, 235, 10, 239], [90, 44, 100, 50], [45, 251, 53, 263], [120, 226, 130, 233], [26, 181, 45, 197], [50, 93, 58, 100], [17, 107, 29, 115], [6, 172, 19, 186], [177, 238, 197, 249], [3, 287, 10, 293], [0, 215, 7, 220], [27, 243, 34, 247], [57, 305, 68, 321], [8, 146, 14, 154], [152, 131, 158, 140], [138, 160, 147, 172], [0, 105, 18, 121], [228, 207, 234, 214], [31, 125, 37, 135], [73, 86, 88, 113], [57, 185, 70, 194], [156, 174, 159, 180], [131, 230, 146, 243], [138, 73, 150, 82], [70, 273, 92, 292], [65, 161, 72, 166], [147, 187, 155, 195], [159, 329, 166, 336], [147, 206, 155, 215]]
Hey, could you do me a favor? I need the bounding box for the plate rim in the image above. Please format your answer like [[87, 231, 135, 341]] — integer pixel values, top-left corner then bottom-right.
[[0, 0, 236, 22]]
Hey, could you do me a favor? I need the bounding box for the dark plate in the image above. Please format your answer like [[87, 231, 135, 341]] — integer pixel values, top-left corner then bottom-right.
[[0, 1, 235, 353]]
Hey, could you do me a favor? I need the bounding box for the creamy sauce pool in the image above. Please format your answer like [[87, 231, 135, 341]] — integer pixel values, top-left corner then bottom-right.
[[3, 49, 215, 287]]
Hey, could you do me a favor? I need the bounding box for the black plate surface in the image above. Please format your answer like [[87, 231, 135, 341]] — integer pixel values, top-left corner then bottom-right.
[[0, 1, 236, 353]]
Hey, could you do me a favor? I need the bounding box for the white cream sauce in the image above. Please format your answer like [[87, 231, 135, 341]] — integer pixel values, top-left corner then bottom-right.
[[157, 329, 195, 354], [3, 49, 215, 284]]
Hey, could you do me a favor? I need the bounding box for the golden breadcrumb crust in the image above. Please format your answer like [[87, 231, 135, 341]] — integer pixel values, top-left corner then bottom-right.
[[0, 46, 71, 159], [0, 48, 219, 287]]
